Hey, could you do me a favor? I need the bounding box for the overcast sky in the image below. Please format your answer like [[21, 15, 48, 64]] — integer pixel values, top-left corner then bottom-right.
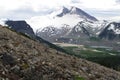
[[0, 0, 120, 20]]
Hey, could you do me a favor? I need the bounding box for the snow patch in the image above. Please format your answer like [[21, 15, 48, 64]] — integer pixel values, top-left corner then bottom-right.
[[108, 24, 115, 30], [108, 24, 120, 34], [0, 19, 6, 26], [115, 29, 120, 34], [26, 14, 83, 32]]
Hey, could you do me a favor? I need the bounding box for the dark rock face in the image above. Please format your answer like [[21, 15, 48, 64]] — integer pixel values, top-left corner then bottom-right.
[[5, 20, 35, 38], [99, 22, 120, 40], [57, 7, 70, 17], [0, 53, 16, 66], [66, 22, 90, 38]]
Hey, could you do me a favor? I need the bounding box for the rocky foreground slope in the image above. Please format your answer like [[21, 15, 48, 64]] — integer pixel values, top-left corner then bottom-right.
[[0, 25, 120, 80]]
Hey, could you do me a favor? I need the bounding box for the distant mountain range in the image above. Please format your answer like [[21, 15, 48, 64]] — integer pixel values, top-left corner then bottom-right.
[[0, 6, 120, 44], [34, 6, 120, 42]]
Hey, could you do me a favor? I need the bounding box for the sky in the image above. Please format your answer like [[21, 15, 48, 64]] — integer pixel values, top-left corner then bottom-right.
[[0, 0, 120, 20]]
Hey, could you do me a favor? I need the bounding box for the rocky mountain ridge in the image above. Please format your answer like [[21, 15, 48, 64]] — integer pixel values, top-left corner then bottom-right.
[[99, 22, 120, 40], [37, 20, 120, 42], [5, 20, 35, 38]]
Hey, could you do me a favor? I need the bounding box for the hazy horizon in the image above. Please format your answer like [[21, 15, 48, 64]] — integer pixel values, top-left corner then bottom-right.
[[0, 0, 120, 20]]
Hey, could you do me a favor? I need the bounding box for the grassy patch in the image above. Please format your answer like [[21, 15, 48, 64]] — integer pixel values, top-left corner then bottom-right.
[[89, 37, 100, 41], [62, 46, 120, 71], [63, 46, 116, 58], [36, 36, 70, 54], [87, 56, 120, 70], [74, 75, 85, 80], [18, 32, 32, 39]]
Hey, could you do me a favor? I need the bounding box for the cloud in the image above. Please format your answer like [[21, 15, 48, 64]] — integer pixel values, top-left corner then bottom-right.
[[1, 0, 119, 11], [83, 8, 120, 20], [71, 0, 81, 3], [0, 8, 54, 20], [0, 0, 120, 20], [76, 0, 118, 10], [0, 0, 72, 19], [116, 0, 120, 3]]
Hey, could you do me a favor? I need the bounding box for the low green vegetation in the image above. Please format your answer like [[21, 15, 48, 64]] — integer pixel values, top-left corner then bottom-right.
[[63, 46, 119, 58], [36, 36, 70, 54], [74, 75, 85, 80], [89, 37, 100, 41], [19, 32, 32, 39], [87, 56, 120, 71], [62, 45, 120, 71]]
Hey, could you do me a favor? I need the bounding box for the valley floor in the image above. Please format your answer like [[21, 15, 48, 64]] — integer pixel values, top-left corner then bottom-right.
[[54, 42, 120, 71]]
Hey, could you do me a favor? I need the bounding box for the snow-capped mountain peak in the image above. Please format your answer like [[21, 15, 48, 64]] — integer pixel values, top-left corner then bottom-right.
[[27, 6, 98, 32], [56, 6, 79, 17], [56, 7, 70, 17], [70, 6, 77, 13], [55, 6, 98, 21], [69, 6, 83, 15]]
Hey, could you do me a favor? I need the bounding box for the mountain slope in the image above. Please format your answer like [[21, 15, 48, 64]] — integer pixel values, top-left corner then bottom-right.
[[5, 20, 35, 38], [66, 21, 91, 38], [0, 26, 120, 80], [36, 25, 71, 42], [99, 22, 120, 40]]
